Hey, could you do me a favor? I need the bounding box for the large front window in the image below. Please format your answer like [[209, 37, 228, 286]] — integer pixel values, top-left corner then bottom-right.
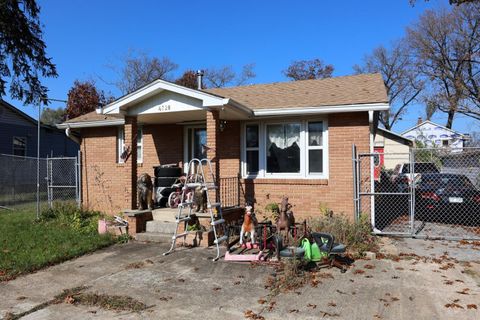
[[243, 120, 328, 178], [266, 123, 300, 173]]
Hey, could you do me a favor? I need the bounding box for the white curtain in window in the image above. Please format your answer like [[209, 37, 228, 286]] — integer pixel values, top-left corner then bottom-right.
[[267, 124, 300, 149]]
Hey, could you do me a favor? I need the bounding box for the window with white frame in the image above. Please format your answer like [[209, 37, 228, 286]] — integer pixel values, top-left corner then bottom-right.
[[245, 125, 259, 175], [266, 123, 301, 173], [243, 120, 327, 179], [307, 121, 324, 174], [118, 126, 143, 163], [12, 136, 27, 157]]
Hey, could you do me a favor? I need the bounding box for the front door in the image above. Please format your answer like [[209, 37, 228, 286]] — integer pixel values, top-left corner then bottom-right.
[[185, 127, 207, 166]]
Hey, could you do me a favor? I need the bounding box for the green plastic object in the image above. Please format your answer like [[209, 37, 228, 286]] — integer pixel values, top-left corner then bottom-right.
[[301, 238, 327, 262], [302, 238, 312, 261]]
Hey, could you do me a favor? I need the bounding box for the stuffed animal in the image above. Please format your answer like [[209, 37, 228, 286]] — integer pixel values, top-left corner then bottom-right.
[[137, 173, 153, 210], [239, 205, 258, 246]]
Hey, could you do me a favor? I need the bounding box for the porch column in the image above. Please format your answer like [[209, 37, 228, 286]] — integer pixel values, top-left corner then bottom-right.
[[124, 116, 138, 209], [206, 110, 220, 202]]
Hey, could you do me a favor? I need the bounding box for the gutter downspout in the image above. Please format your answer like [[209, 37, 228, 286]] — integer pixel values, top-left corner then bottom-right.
[[369, 111, 379, 232], [65, 126, 81, 144]]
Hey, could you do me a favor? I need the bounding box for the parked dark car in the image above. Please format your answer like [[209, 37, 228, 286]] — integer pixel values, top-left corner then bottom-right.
[[391, 162, 440, 192], [415, 173, 480, 225]]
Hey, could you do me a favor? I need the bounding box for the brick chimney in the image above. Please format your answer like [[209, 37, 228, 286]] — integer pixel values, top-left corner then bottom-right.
[[417, 117, 423, 125]]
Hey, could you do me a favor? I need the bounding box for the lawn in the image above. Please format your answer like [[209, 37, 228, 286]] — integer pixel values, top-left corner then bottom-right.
[[0, 204, 116, 281]]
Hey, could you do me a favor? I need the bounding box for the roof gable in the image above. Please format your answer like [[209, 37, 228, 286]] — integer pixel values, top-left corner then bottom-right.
[[0, 100, 37, 126], [402, 120, 465, 137], [102, 78, 228, 115]]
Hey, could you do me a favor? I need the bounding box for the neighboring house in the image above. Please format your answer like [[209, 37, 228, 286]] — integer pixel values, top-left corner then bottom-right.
[[0, 100, 79, 158], [57, 73, 389, 219], [402, 119, 468, 150], [373, 128, 413, 178]]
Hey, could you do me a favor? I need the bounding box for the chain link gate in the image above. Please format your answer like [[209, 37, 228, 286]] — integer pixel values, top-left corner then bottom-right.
[[46, 154, 81, 208], [353, 145, 480, 241]]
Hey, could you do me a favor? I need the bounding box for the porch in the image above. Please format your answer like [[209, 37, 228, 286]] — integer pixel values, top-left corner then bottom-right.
[[99, 79, 251, 212]]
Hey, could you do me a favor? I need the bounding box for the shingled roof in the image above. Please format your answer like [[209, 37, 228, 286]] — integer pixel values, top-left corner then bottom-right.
[[64, 111, 123, 123], [204, 73, 388, 110]]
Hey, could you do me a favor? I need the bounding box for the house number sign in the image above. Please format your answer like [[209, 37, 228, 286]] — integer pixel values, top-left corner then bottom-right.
[[158, 104, 171, 112]]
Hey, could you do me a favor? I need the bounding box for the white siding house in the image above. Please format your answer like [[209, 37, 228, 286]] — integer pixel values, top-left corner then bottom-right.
[[402, 120, 467, 151]]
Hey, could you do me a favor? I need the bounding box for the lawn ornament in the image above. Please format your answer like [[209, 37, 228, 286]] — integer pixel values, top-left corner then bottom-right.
[[239, 205, 258, 246], [276, 195, 295, 240], [137, 173, 153, 210]]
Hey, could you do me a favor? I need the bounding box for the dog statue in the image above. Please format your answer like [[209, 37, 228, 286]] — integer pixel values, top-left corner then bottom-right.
[[239, 205, 258, 246], [194, 185, 207, 213], [137, 173, 153, 210]]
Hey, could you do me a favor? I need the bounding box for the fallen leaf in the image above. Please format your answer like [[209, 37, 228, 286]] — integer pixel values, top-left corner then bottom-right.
[[467, 304, 477, 310], [445, 303, 464, 309], [455, 288, 470, 295], [364, 264, 375, 269], [353, 269, 365, 275], [307, 303, 317, 309], [328, 301, 337, 307], [234, 281, 241, 285], [244, 310, 265, 320], [257, 298, 266, 305], [267, 301, 276, 311], [213, 287, 221, 291], [288, 309, 299, 313]]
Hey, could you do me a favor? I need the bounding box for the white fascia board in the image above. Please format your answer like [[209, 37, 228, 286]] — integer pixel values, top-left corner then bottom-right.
[[56, 119, 125, 129], [252, 103, 390, 117], [208, 98, 254, 117], [103, 79, 225, 114]]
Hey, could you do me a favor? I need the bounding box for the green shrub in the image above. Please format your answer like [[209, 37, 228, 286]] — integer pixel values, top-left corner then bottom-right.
[[309, 212, 377, 256], [39, 201, 103, 233], [264, 202, 280, 221]]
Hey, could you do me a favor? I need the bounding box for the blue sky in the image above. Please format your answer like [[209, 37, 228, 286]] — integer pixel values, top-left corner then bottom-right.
[[5, 0, 478, 133]]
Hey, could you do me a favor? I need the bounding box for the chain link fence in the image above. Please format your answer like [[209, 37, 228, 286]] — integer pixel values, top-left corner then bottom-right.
[[0, 153, 80, 210], [354, 146, 480, 240]]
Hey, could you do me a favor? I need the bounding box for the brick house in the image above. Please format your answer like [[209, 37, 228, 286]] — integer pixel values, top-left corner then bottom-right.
[[57, 73, 389, 220]]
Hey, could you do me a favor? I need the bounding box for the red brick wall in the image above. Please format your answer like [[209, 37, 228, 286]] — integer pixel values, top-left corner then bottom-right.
[[216, 112, 371, 220], [80, 123, 184, 215], [80, 112, 370, 219]]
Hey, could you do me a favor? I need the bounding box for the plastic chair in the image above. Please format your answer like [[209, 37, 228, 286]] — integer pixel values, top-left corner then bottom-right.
[[311, 232, 348, 272]]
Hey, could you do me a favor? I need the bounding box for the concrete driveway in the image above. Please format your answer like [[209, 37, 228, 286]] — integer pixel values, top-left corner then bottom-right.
[[1, 239, 480, 320]]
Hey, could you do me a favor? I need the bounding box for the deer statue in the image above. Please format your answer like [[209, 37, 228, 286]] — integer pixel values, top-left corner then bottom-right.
[[276, 195, 295, 241], [239, 205, 258, 246]]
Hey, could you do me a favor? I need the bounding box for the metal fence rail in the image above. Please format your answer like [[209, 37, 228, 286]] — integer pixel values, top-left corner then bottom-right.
[[0, 153, 80, 210], [353, 146, 480, 241]]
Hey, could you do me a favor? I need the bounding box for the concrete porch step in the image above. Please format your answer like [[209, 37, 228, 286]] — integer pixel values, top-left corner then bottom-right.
[[135, 232, 172, 243], [146, 220, 177, 233]]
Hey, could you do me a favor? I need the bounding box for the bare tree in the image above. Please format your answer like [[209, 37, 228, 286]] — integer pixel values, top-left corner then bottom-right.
[[107, 51, 178, 94], [283, 59, 334, 81], [406, 7, 478, 128], [354, 42, 423, 130], [454, 3, 480, 121], [203, 64, 256, 88], [410, 0, 480, 5]]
